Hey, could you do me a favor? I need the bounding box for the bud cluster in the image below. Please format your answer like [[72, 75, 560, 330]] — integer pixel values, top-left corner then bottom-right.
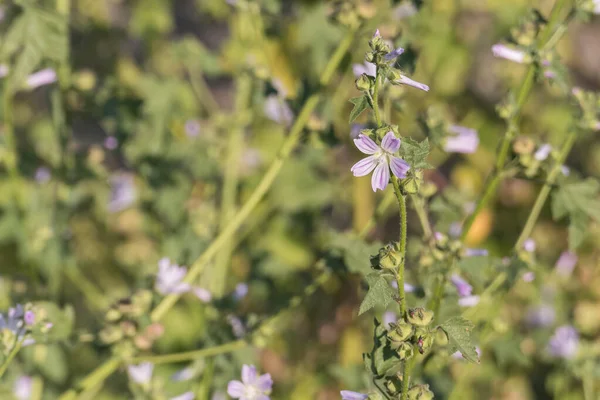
[[99, 290, 164, 357], [386, 308, 436, 362], [327, 0, 377, 29], [511, 136, 560, 178], [0, 304, 53, 360], [572, 87, 600, 132]]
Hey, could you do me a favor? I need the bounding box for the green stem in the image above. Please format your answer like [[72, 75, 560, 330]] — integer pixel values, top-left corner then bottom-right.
[[131, 340, 247, 364], [358, 189, 395, 238], [400, 356, 415, 400], [392, 178, 407, 318], [460, 0, 571, 240], [3, 90, 17, 177], [0, 340, 22, 378], [515, 128, 576, 249], [150, 30, 356, 322], [372, 74, 382, 127], [410, 194, 433, 240], [210, 74, 252, 297], [187, 64, 220, 116], [58, 357, 121, 400], [429, 257, 455, 323]]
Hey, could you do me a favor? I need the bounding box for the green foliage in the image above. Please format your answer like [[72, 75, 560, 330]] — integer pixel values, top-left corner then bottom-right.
[[365, 319, 401, 378], [439, 317, 479, 363], [349, 95, 371, 123], [552, 178, 600, 249], [399, 137, 433, 170], [328, 233, 381, 275], [359, 273, 396, 315]]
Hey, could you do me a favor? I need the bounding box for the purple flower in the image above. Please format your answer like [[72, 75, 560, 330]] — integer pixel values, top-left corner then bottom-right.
[[451, 274, 473, 297], [264, 95, 293, 125], [227, 364, 273, 400], [534, 144, 552, 161], [492, 44, 528, 64], [522, 272, 535, 282], [464, 248, 488, 257], [227, 315, 246, 338], [452, 346, 481, 360], [548, 325, 579, 359], [383, 47, 405, 62], [526, 304, 555, 327], [34, 167, 51, 184], [449, 222, 462, 238], [382, 311, 397, 327], [24, 311, 35, 326], [351, 131, 410, 192], [0, 64, 8, 78], [193, 287, 212, 303], [170, 393, 195, 400], [184, 119, 201, 138], [104, 136, 118, 150], [26, 68, 57, 89], [128, 362, 153, 384], [555, 251, 577, 277], [373, 29, 381, 38], [171, 367, 195, 382], [393, 75, 430, 92], [13, 376, 32, 400], [352, 62, 376, 78], [234, 283, 249, 300], [390, 281, 415, 293], [458, 295, 480, 307], [523, 238, 536, 253], [561, 165, 570, 176], [108, 174, 136, 213], [444, 125, 479, 154], [155, 258, 190, 295], [593, 0, 600, 14], [340, 391, 369, 400]]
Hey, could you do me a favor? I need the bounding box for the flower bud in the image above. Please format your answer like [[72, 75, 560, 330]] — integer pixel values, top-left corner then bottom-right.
[[105, 308, 122, 322], [378, 243, 401, 270], [394, 341, 414, 360], [407, 384, 435, 400], [388, 321, 413, 342], [512, 136, 535, 155], [99, 325, 123, 344], [407, 308, 434, 327], [384, 377, 402, 395], [356, 74, 372, 92], [388, 69, 402, 82], [365, 52, 375, 63], [413, 327, 434, 354], [121, 320, 137, 337]]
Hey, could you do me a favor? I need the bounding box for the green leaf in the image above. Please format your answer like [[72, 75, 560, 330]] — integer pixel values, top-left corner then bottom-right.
[[440, 317, 479, 363], [399, 137, 433, 170], [349, 96, 370, 123], [359, 273, 396, 315], [568, 212, 588, 251], [369, 319, 401, 377], [329, 233, 381, 275]]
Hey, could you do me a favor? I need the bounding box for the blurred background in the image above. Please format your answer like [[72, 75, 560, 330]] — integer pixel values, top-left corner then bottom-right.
[[0, 0, 599, 399]]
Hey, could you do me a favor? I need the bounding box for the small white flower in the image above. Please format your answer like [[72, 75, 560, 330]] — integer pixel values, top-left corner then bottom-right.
[[155, 258, 190, 295], [492, 44, 528, 64], [523, 238, 536, 252], [444, 125, 479, 154], [0, 64, 8, 78], [394, 75, 430, 92], [172, 367, 195, 382], [593, 0, 600, 14], [458, 295, 480, 307], [264, 95, 293, 125], [26, 68, 57, 89], [227, 365, 273, 400], [193, 287, 212, 303], [340, 391, 369, 400], [534, 144, 552, 161], [128, 362, 153, 384], [13, 376, 32, 400]]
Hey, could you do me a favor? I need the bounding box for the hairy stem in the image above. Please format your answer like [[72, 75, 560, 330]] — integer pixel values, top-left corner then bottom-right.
[[0, 340, 22, 378], [131, 340, 247, 364], [372, 74, 382, 127], [57, 357, 121, 400], [400, 356, 415, 400], [410, 194, 433, 240], [150, 31, 355, 322], [392, 178, 407, 318], [187, 64, 220, 116]]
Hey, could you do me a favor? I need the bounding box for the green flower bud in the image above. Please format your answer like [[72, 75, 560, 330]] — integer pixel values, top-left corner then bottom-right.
[[388, 321, 413, 342], [105, 308, 121, 322], [131, 290, 153, 315], [407, 308, 434, 327], [402, 175, 420, 195], [435, 328, 449, 346], [378, 243, 401, 270], [365, 52, 375, 63], [99, 325, 123, 344], [407, 384, 435, 400], [356, 74, 372, 92], [420, 181, 437, 198], [394, 341, 414, 360], [413, 328, 434, 354], [388, 69, 402, 82], [384, 377, 402, 396]]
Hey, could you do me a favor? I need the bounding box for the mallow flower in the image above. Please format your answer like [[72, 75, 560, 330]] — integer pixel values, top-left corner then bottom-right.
[[340, 391, 369, 400], [458, 295, 480, 307], [227, 364, 273, 400], [451, 274, 473, 297], [128, 362, 153, 384], [170, 393, 195, 400], [444, 125, 479, 154], [13, 376, 32, 400], [264, 95, 293, 125], [26, 68, 57, 89], [555, 251, 577, 277], [534, 144, 552, 161], [548, 325, 579, 359], [352, 62, 376, 78], [492, 44, 528, 64], [155, 258, 190, 295], [351, 131, 410, 192]]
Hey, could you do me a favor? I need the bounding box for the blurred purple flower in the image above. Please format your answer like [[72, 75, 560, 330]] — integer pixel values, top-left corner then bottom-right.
[[13, 376, 32, 400], [108, 174, 136, 213], [465, 248, 488, 257], [234, 283, 249, 300], [155, 258, 190, 295], [34, 167, 51, 184], [526, 304, 555, 327], [444, 125, 479, 154], [452, 346, 481, 360], [170, 392, 195, 400], [104, 136, 118, 150], [172, 367, 195, 382], [383, 47, 405, 62], [561, 165, 570, 176], [351, 131, 410, 192], [24, 311, 35, 326], [352, 62, 376, 78], [390, 281, 415, 293], [341, 391, 369, 400], [0, 64, 8, 78], [458, 295, 480, 307], [492, 44, 527, 64], [451, 274, 473, 297], [264, 95, 293, 125], [227, 315, 246, 338], [184, 119, 201, 138], [373, 29, 381, 38], [193, 287, 212, 303], [227, 364, 273, 400], [394, 75, 430, 92], [393, 2, 418, 19], [26, 68, 57, 89], [382, 311, 397, 327], [523, 238, 536, 253], [555, 251, 577, 277], [128, 362, 153, 384], [534, 144, 552, 161], [449, 222, 462, 238], [593, 0, 600, 14], [523, 272, 535, 282], [350, 123, 366, 140], [548, 325, 579, 359]]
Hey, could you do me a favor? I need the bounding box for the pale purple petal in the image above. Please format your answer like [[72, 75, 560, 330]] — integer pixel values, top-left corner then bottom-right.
[[451, 274, 472, 297], [561, 165, 570, 176], [241, 365, 257, 385], [382, 311, 397, 327], [371, 161, 389, 192], [526, 304, 555, 327], [171, 367, 195, 381], [534, 144, 552, 161], [227, 381, 245, 398], [13, 376, 32, 400], [184, 119, 201, 138], [341, 391, 369, 400], [381, 131, 401, 153], [104, 136, 118, 150], [444, 125, 479, 154], [255, 396, 270, 400], [354, 134, 380, 154], [170, 392, 195, 400], [458, 295, 480, 307], [548, 325, 579, 359], [24, 311, 35, 326], [26, 68, 57, 89], [465, 248, 488, 257], [128, 362, 154, 384], [34, 167, 51, 183], [389, 156, 410, 179], [256, 373, 273, 392], [383, 47, 405, 62], [522, 272, 535, 282], [373, 29, 381, 38], [350, 124, 366, 140], [352, 62, 376, 77], [555, 251, 577, 276], [193, 287, 212, 303], [264, 95, 293, 125], [234, 283, 249, 299], [523, 238, 536, 252], [351, 156, 378, 177], [593, 0, 600, 14], [0, 64, 8, 78], [492, 44, 527, 64], [396, 75, 429, 92]]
